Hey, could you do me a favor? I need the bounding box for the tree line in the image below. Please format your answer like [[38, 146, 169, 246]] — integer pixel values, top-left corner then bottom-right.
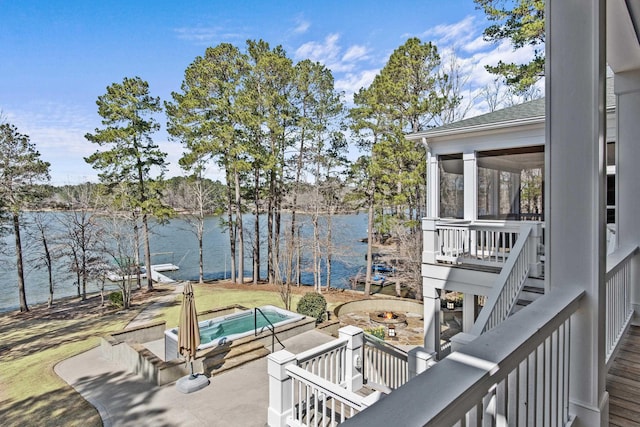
[[1, 1, 543, 312]]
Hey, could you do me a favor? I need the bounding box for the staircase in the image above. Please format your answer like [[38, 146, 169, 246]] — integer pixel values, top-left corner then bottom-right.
[[513, 278, 545, 313]]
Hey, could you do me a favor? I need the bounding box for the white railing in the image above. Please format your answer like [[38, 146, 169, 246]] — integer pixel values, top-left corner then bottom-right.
[[268, 326, 434, 427], [605, 245, 639, 365], [434, 220, 524, 266], [362, 334, 409, 391], [341, 286, 585, 427], [287, 365, 364, 427], [297, 339, 348, 385], [470, 224, 536, 336]]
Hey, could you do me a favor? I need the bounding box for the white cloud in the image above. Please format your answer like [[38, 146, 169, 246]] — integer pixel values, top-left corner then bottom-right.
[[296, 33, 341, 62], [420, 15, 478, 49], [293, 16, 310, 34], [294, 33, 370, 73], [335, 69, 379, 104], [342, 45, 369, 63]]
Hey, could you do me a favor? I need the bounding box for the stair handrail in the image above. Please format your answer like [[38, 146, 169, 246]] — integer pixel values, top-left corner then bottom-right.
[[254, 307, 285, 353], [363, 333, 410, 391], [471, 223, 536, 336]]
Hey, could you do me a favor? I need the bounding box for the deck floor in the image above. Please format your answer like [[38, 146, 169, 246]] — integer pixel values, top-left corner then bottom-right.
[[608, 325, 640, 427]]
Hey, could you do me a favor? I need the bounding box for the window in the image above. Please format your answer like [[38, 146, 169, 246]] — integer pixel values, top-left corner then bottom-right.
[[439, 154, 464, 219], [477, 146, 544, 220]]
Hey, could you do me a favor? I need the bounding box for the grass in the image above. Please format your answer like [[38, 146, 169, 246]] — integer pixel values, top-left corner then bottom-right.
[[0, 302, 145, 426], [0, 281, 352, 426]]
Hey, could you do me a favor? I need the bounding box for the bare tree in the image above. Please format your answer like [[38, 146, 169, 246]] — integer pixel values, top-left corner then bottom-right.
[[434, 51, 475, 126], [26, 212, 63, 308], [58, 183, 106, 300], [480, 79, 508, 112]]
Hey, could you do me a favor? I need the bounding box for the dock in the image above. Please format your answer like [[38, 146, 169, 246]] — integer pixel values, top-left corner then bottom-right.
[[107, 264, 179, 283]]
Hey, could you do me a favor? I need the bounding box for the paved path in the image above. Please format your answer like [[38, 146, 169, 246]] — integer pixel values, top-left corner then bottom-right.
[[55, 299, 334, 427]]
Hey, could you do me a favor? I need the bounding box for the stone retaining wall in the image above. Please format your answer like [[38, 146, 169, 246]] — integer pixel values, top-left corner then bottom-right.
[[334, 298, 423, 318]]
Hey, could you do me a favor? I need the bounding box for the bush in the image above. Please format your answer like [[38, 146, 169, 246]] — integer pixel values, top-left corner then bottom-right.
[[296, 292, 327, 324], [365, 326, 386, 340], [109, 291, 123, 308]]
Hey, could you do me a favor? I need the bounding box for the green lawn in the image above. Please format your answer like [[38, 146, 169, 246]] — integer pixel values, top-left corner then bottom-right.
[[0, 283, 323, 427]]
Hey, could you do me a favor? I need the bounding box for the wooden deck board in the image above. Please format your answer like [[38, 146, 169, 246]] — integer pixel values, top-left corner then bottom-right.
[[608, 325, 640, 427]]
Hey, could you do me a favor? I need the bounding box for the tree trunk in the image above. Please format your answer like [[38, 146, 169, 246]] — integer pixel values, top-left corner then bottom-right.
[[325, 207, 333, 289], [226, 177, 237, 283], [142, 213, 153, 290], [198, 224, 204, 284], [267, 171, 275, 284], [253, 168, 260, 284], [13, 213, 28, 312], [235, 169, 244, 284], [133, 217, 141, 290], [364, 195, 374, 297], [43, 230, 54, 308]]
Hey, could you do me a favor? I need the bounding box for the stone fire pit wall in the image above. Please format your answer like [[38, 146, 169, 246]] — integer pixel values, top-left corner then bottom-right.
[[334, 298, 423, 319]]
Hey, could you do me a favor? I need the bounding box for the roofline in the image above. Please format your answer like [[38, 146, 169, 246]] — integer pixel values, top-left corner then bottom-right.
[[406, 115, 545, 141], [406, 105, 616, 142]]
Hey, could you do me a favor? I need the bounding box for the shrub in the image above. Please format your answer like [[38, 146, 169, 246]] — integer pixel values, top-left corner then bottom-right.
[[365, 326, 386, 340], [109, 291, 123, 308], [296, 292, 327, 324]]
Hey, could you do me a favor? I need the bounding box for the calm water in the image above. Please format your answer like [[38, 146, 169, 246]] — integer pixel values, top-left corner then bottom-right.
[[0, 212, 368, 312]]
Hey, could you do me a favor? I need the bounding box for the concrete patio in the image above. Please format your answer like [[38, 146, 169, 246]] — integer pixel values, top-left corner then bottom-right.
[[56, 328, 334, 427]]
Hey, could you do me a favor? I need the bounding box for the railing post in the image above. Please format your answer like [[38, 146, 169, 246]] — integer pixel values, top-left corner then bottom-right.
[[267, 350, 296, 427], [408, 347, 436, 379], [339, 326, 364, 392], [423, 218, 439, 264], [529, 223, 543, 277], [423, 281, 441, 355]]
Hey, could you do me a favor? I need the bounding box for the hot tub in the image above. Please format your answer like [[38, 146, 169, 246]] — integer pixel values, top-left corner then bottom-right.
[[164, 305, 303, 360]]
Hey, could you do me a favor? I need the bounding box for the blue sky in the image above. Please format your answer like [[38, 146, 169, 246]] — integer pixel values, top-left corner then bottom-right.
[[0, 0, 536, 185]]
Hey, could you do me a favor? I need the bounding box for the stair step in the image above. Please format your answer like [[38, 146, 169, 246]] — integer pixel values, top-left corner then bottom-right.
[[516, 298, 533, 307], [522, 285, 545, 294], [203, 342, 270, 377]]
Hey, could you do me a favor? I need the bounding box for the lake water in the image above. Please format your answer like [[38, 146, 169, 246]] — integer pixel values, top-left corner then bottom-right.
[[0, 212, 369, 312]]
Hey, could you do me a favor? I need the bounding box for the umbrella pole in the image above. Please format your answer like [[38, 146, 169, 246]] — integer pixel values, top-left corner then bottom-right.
[[189, 360, 196, 379]]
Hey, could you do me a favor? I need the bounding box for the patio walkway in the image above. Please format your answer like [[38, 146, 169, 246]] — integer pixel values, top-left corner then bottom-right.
[[56, 329, 333, 427], [55, 283, 335, 427]]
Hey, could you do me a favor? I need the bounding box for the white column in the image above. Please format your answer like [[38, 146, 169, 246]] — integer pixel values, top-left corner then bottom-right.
[[267, 350, 296, 427], [339, 325, 363, 392], [462, 292, 475, 333], [546, 0, 608, 425], [615, 70, 640, 319], [422, 280, 441, 355], [463, 152, 477, 221]]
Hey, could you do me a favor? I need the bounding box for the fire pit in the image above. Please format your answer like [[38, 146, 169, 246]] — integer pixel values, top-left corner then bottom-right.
[[369, 311, 407, 328]]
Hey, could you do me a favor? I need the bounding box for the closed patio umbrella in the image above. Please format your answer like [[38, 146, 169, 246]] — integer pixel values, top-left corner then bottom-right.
[[176, 282, 208, 393], [178, 281, 200, 376]]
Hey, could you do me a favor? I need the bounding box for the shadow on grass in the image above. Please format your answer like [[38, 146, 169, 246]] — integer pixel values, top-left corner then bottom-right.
[[1, 381, 101, 427], [0, 290, 179, 364], [2, 369, 173, 427]]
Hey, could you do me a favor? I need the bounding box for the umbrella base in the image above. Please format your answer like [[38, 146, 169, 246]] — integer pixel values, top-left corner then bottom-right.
[[176, 373, 210, 394]]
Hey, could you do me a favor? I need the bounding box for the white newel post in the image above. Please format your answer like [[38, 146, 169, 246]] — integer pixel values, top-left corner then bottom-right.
[[267, 350, 296, 427], [339, 326, 363, 392], [529, 223, 543, 278], [408, 347, 436, 379], [422, 280, 441, 355], [422, 218, 439, 264]]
